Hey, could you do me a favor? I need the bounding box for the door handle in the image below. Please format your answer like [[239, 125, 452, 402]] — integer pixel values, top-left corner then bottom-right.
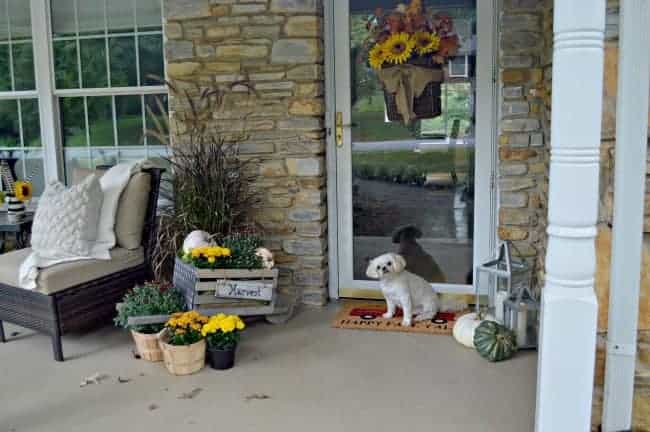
[[335, 112, 357, 147]]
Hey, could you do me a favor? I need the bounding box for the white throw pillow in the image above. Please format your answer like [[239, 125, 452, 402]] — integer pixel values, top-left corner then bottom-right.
[[31, 175, 104, 259], [93, 162, 143, 256]]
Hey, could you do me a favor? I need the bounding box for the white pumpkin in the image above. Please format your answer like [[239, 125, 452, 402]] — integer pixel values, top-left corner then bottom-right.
[[182, 230, 212, 254], [453, 312, 496, 348]]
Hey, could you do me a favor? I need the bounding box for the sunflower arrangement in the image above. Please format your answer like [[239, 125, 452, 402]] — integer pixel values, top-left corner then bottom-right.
[[201, 314, 246, 351], [165, 311, 209, 346], [364, 0, 459, 70], [0, 160, 34, 202]]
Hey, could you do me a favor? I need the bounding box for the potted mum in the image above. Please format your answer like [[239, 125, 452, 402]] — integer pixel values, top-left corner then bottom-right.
[[202, 314, 246, 370], [160, 311, 209, 375], [114, 283, 186, 362]]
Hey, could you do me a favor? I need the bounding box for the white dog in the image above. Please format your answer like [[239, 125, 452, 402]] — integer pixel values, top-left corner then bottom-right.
[[366, 252, 464, 327]]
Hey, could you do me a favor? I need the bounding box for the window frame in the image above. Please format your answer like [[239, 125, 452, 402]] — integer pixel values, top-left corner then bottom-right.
[[0, 0, 167, 192]]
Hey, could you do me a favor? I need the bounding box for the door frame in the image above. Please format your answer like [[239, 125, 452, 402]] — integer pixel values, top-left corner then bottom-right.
[[324, 0, 499, 300]]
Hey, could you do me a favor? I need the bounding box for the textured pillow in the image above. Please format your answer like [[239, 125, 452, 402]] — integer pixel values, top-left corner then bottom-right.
[[115, 172, 151, 249], [31, 175, 104, 258]]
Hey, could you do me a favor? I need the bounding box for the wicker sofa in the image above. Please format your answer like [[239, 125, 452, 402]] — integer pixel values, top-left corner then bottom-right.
[[0, 167, 163, 361]]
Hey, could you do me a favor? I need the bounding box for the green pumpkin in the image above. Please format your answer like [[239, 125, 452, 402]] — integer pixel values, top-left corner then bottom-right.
[[473, 321, 518, 362]]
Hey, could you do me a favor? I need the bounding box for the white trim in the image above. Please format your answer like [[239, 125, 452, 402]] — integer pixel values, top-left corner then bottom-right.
[[535, 2, 606, 431], [324, 0, 339, 300], [54, 85, 167, 97], [473, 0, 498, 293], [602, 0, 650, 429], [0, 91, 38, 100], [31, 0, 63, 183]]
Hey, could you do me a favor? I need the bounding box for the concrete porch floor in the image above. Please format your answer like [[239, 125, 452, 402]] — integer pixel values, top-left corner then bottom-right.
[[0, 303, 537, 432]]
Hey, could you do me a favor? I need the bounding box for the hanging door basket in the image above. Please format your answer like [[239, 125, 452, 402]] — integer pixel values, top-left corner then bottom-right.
[[384, 80, 442, 122], [382, 61, 443, 122]]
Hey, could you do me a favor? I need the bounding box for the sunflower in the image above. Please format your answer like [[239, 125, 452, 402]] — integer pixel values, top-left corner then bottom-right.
[[412, 31, 441, 55], [382, 32, 414, 65], [14, 181, 33, 202], [368, 43, 386, 70]]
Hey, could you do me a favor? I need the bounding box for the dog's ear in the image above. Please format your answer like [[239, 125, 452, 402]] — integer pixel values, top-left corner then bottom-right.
[[392, 254, 407, 272], [366, 258, 379, 279]]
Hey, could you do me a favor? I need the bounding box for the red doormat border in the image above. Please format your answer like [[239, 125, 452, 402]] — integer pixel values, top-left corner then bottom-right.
[[332, 301, 469, 335]]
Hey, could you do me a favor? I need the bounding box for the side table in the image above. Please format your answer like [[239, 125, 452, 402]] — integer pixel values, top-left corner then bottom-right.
[[0, 213, 33, 252]]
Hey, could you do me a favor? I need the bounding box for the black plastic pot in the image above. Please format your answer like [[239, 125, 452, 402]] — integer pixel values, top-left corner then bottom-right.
[[207, 346, 236, 370]]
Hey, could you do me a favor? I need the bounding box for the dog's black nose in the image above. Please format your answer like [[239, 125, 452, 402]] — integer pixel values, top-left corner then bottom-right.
[[382, 266, 388, 272]]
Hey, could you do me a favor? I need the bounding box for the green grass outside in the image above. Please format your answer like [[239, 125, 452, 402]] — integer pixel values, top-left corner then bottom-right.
[[352, 148, 473, 184], [64, 116, 144, 148]]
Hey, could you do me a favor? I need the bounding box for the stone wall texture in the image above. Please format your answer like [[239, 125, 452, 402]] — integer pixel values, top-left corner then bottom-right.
[[164, 0, 329, 306], [498, 0, 551, 282]]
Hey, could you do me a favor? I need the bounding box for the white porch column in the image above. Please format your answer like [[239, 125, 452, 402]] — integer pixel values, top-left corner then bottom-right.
[[535, 2, 606, 431], [602, 0, 650, 430]]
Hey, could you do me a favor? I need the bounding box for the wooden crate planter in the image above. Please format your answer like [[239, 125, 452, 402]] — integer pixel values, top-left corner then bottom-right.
[[173, 258, 294, 323]]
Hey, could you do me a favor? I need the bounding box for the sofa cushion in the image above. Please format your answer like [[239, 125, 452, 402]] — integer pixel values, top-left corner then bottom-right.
[[72, 168, 151, 250], [0, 247, 144, 294], [115, 172, 151, 250]]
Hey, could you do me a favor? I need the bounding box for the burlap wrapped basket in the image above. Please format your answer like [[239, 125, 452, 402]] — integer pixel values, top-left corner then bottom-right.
[[159, 332, 206, 376]]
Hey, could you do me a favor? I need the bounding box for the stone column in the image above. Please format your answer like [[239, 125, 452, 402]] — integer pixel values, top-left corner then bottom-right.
[[535, 1, 606, 431], [164, 0, 328, 306]]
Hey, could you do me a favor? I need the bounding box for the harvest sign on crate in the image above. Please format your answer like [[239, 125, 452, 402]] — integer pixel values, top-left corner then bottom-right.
[[214, 279, 274, 301]]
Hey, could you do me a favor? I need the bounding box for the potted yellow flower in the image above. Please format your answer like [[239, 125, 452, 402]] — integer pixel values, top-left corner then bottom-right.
[[201, 314, 245, 370], [159, 311, 208, 375]]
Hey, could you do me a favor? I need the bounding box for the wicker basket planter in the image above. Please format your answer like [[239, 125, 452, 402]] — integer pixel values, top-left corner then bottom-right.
[[381, 60, 443, 122], [384, 80, 442, 122], [159, 333, 206, 376], [130, 330, 163, 362]]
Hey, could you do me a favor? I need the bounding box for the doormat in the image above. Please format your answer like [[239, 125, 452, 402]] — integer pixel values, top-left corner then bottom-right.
[[332, 301, 469, 335]]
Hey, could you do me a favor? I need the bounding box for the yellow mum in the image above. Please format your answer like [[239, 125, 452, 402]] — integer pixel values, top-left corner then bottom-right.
[[382, 32, 414, 65], [412, 31, 440, 55], [368, 43, 386, 70], [221, 316, 236, 333]]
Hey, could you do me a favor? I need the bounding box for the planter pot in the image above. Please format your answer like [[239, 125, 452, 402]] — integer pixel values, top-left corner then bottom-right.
[[207, 346, 236, 370], [130, 330, 163, 362], [160, 335, 206, 376]]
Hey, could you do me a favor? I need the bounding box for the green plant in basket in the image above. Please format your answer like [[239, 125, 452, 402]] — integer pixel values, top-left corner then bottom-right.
[[114, 283, 186, 334], [201, 314, 245, 351], [221, 234, 264, 269], [165, 311, 209, 346], [180, 234, 264, 270]]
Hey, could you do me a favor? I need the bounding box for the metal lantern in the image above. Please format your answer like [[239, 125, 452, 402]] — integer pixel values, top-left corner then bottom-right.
[[475, 241, 530, 323], [504, 291, 539, 350]]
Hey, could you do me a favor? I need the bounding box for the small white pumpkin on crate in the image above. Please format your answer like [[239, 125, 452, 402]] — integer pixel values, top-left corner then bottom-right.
[[182, 230, 212, 255]]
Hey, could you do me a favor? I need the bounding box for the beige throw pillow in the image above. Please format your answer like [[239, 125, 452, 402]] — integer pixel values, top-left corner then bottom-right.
[[115, 172, 151, 249]]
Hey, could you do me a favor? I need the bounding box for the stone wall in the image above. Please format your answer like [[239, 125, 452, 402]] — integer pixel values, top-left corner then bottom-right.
[[164, 0, 329, 306], [497, 0, 550, 282]]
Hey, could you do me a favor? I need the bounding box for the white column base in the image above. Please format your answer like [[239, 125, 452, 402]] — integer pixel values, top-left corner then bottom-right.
[[535, 284, 598, 432]]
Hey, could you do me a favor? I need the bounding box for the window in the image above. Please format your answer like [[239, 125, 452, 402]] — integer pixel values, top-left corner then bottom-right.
[[0, 0, 167, 193], [0, 0, 45, 195]]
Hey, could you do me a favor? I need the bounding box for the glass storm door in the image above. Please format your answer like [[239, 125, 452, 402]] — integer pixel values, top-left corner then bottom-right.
[[332, 0, 496, 298]]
